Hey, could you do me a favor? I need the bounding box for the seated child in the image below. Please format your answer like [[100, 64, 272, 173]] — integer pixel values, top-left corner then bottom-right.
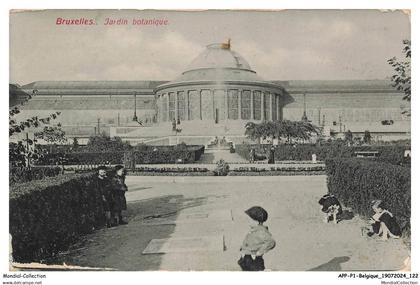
[[318, 193, 343, 224], [367, 200, 401, 240], [238, 206, 276, 271]]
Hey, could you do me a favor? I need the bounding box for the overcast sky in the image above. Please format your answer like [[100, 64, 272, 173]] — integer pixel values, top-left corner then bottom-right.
[[10, 9, 410, 85]]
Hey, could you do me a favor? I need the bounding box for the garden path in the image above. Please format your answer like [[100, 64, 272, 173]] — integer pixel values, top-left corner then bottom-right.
[[50, 176, 410, 271]]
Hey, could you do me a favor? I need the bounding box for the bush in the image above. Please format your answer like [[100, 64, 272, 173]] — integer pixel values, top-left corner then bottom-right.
[[9, 166, 62, 185], [10, 172, 104, 262], [325, 158, 410, 235]]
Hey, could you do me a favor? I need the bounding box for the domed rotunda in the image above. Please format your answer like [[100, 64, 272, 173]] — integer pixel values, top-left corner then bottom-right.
[[154, 41, 288, 124]]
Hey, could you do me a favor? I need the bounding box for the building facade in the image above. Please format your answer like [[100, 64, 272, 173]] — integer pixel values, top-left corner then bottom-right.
[[15, 43, 410, 143]]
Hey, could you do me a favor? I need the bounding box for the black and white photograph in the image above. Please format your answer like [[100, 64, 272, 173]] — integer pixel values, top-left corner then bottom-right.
[[5, 7, 415, 280]]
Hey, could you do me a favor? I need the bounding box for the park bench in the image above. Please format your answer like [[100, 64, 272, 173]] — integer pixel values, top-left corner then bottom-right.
[[354, 151, 379, 158]]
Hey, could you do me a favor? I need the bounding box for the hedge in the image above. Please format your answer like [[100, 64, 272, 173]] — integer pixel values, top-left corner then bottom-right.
[[35, 145, 205, 165], [10, 172, 104, 262], [9, 167, 62, 185], [35, 151, 124, 165], [236, 144, 410, 166], [325, 158, 410, 234]]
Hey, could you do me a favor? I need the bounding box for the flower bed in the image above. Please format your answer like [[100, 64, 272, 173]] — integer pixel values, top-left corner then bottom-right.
[[128, 171, 214, 176], [228, 165, 325, 176], [231, 166, 325, 172], [9, 173, 104, 262], [228, 171, 325, 176], [128, 166, 212, 176]]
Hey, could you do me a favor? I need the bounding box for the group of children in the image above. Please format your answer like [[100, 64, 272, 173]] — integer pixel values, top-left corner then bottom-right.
[[94, 165, 129, 227], [318, 193, 402, 240], [238, 195, 402, 271]]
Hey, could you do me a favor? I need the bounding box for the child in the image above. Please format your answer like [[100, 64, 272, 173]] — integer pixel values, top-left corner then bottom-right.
[[94, 166, 113, 228], [238, 206, 276, 271], [318, 193, 343, 224], [111, 165, 129, 225], [367, 200, 401, 240]]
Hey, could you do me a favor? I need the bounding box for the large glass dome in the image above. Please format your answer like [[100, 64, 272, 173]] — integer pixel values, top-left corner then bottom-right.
[[154, 42, 287, 124], [169, 42, 265, 83], [184, 43, 253, 72]]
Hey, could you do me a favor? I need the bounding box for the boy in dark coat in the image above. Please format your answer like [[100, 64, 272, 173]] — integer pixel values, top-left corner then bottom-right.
[[238, 206, 276, 271], [318, 193, 343, 224], [94, 166, 113, 227], [111, 165, 128, 225]]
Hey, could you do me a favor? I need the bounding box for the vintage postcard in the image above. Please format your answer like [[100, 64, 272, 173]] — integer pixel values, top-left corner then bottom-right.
[[7, 9, 412, 278]]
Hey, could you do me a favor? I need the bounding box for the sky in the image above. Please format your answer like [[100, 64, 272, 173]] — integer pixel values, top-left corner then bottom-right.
[[9, 9, 410, 85]]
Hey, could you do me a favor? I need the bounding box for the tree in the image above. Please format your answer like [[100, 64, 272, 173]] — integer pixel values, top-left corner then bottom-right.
[[344, 130, 353, 145], [245, 120, 320, 144], [86, 133, 131, 152], [72, 137, 79, 151], [9, 85, 62, 167], [35, 125, 67, 153], [363, 130, 372, 144], [388, 40, 411, 115]]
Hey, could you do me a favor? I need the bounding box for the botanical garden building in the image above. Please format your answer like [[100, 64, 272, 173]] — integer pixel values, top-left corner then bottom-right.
[[15, 41, 410, 144]]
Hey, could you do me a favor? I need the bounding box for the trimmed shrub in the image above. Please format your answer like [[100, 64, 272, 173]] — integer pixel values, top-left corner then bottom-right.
[[9, 167, 62, 185], [10, 172, 104, 262], [325, 158, 410, 234]]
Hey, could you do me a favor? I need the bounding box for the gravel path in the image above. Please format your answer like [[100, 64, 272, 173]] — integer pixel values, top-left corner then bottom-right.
[[49, 175, 409, 271]]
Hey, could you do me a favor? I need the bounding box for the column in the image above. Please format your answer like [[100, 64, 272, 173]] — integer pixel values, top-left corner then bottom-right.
[[185, 91, 189, 120], [278, 96, 283, 121], [156, 95, 162, 123], [166, 94, 170, 122], [238, 90, 242, 120], [250, 91, 254, 120], [261, 92, 265, 120], [175, 91, 178, 121], [269, 93, 273, 121], [199, 90, 202, 120], [225, 89, 228, 122], [212, 89, 215, 120]]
